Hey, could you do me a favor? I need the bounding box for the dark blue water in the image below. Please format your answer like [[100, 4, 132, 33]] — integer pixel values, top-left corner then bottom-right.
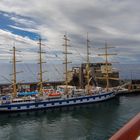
[[0, 95, 140, 140]]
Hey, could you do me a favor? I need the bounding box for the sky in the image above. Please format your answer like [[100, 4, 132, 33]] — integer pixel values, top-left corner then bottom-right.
[[0, 0, 140, 64]]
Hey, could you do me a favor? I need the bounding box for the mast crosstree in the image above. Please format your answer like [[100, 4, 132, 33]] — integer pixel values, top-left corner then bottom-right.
[[63, 33, 72, 95], [98, 42, 118, 91], [37, 38, 47, 96], [86, 32, 91, 94], [10, 45, 22, 98]]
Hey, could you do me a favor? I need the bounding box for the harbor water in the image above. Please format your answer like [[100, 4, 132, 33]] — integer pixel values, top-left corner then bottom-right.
[[0, 94, 140, 140]]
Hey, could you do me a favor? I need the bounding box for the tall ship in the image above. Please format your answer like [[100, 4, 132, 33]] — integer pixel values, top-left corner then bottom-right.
[[0, 34, 116, 112]]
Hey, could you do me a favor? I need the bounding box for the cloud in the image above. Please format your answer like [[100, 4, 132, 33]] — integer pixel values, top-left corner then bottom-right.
[[0, 0, 140, 64]]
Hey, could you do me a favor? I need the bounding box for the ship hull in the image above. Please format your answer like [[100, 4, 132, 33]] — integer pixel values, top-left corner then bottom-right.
[[0, 92, 115, 112]]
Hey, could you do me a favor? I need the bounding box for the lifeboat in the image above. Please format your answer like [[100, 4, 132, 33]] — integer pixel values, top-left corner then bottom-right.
[[48, 91, 61, 99], [43, 89, 50, 94]]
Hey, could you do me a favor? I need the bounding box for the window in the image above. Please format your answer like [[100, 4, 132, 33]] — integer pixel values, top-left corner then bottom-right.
[[8, 106, 11, 109], [27, 105, 30, 108], [17, 106, 20, 109]]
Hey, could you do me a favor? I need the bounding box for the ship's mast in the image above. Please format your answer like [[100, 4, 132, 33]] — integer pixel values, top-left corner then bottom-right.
[[38, 38, 44, 96], [63, 33, 71, 95], [86, 32, 90, 94], [104, 43, 109, 91], [11, 45, 22, 98], [87, 33, 90, 65], [98, 42, 117, 91], [12, 46, 17, 98]]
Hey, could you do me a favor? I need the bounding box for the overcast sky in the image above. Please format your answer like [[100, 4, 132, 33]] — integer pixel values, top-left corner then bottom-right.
[[0, 0, 140, 64]]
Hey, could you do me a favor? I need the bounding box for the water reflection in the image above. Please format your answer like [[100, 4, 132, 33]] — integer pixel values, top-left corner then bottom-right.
[[0, 96, 139, 140]]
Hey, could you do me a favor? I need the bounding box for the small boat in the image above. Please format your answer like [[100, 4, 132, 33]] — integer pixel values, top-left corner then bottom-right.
[[47, 91, 62, 99], [18, 91, 38, 96]]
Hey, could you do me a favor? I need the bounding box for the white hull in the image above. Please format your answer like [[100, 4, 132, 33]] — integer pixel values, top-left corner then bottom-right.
[[0, 92, 115, 112]]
